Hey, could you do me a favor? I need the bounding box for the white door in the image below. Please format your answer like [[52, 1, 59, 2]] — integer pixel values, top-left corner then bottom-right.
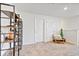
[[77, 30, 79, 45], [35, 15, 44, 43]]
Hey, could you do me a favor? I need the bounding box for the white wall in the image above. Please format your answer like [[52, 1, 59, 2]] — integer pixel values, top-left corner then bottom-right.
[[18, 10, 79, 45], [44, 16, 62, 42], [63, 30, 77, 44], [62, 17, 79, 30], [20, 12, 35, 45], [19, 11, 62, 45], [62, 16, 79, 44]]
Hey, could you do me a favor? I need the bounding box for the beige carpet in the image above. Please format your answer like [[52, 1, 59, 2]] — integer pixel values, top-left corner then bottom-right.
[[20, 42, 79, 56]]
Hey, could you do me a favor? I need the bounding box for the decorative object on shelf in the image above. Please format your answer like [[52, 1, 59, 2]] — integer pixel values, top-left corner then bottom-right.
[[5, 32, 14, 40]]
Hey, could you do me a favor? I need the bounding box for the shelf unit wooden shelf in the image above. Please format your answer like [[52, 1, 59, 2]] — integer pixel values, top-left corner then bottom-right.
[[1, 26, 14, 28], [1, 46, 19, 51], [0, 3, 23, 56], [1, 40, 13, 43]]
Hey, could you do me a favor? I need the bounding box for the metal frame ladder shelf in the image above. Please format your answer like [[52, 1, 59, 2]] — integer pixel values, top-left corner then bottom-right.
[[0, 3, 23, 56]]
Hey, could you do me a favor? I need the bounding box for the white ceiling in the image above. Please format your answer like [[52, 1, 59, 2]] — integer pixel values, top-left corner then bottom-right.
[[13, 3, 79, 17]]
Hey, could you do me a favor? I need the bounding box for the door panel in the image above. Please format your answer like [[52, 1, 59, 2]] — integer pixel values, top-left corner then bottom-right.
[[35, 16, 44, 43]]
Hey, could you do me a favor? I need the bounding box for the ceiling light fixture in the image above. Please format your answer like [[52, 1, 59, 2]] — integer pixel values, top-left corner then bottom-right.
[[64, 6, 68, 11]]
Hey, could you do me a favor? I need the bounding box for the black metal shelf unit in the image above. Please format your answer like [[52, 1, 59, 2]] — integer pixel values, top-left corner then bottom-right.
[[0, 3, 23, 56], [15, 14, 23, 56]]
